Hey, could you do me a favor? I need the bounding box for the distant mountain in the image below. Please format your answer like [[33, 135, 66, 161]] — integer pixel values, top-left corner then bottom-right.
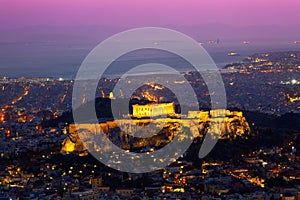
[[1, 24, 300, 44]]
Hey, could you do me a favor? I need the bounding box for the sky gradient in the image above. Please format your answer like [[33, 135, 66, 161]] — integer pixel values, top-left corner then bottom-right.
[[1, 0, 300, 29]]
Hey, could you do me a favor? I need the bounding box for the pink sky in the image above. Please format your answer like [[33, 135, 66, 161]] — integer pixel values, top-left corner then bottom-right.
[[1, 0, 300, 29]]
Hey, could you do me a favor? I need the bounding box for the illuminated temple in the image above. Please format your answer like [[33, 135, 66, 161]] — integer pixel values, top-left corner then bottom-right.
[[62, 102, 250, 153], [132, 102, 175, 118]]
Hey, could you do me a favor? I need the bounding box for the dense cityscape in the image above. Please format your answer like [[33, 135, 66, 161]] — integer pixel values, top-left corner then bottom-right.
[[0, 51, 299, 199]]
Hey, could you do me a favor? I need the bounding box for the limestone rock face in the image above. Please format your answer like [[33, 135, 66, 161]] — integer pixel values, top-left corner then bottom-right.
[[63, 110, 250, 153], [61, 131, 88, 156]]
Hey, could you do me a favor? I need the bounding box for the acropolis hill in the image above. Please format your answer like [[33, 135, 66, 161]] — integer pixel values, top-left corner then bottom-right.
[[62, 103, 250, 154]]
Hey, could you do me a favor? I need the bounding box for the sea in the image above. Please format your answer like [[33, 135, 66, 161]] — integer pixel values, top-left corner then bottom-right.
[[0, 39, 299, 79]]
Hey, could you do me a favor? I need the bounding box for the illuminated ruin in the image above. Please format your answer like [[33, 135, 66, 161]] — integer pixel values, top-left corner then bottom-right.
[[132, 102, 175, 118]]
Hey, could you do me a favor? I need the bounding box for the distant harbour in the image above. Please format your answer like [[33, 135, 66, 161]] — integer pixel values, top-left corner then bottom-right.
[[0, 41, 300, 78]]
